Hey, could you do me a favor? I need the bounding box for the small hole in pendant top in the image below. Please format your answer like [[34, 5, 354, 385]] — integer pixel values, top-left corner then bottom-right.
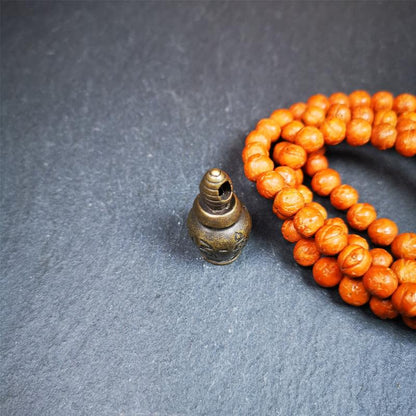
[[219, 181, 231, 200]]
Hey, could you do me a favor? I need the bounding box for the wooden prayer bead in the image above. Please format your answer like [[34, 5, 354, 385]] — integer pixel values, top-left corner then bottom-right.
[[373, 110, 397, 127], [274, 166, 297, 188], [305, 202, 327, 220], [396, 118, 416, 134], [391, 259, 416, 284], [293, 238, 321, 266], [391, 283, 416, 317], [337, 244, 372, 277], [371, 91, 394, 112], [328, 92, 349, 106], [256, 171, 286, 199], [338, 276, 370, 306], [399, 111, 416, 122], [304, 153, 328, 177], [349, 90, 371, 108], [315, 224, 348, 256], [281, 120, 305, 143], [347, 234, 369, 250], [347, 203, 377, 231], [272, 141, 290, 163], [367, 218, 398, 246], [351, 106, 374, 124], [273, 188, 305, 217], [295, 126, 324, 153], [370, 248, 393, 267], [370, 123, 397, 150], [369, 297, 398, 319], [325, 217, 349, 234], [312, 257, 343, 287], [307, 94, 329, 112], [296, 184, 313, 204], [311, 168, 341, 196], [395, 130, 416, 157], [391, 233, 416, 260], [320, 117, 347, 145], [277, 143, 307, 169], [270, 109, 294, 127], [289, 102, 307, 120], [245, 130, 271, 149], [281, 219, 302, 243], [346, 119, 372, 146], [244, 154, 274, 182], [256, 118, 281, 142], [293, 206, 325, 238], [302, 105, 326, 127], [294, 169, 304, 186], [327, 104, 351, 123], [242, 142, 269, 164], [393, 93, 416, 114], [330, 184, 359, 210], [363, 266, 398, 298]]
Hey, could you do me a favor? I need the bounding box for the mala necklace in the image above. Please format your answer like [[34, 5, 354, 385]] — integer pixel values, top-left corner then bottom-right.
[[242, 90, 416, 330]]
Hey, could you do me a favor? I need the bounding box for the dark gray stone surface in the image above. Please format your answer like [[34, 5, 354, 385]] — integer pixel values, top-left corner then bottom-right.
[[1, 2, 416, 415]]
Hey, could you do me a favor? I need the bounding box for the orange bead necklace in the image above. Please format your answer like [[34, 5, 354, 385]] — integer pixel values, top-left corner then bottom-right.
[[242, 91, 416, 329]]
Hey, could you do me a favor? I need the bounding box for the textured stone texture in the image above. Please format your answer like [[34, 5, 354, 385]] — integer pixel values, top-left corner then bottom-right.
[[1, 2, 415, 415]]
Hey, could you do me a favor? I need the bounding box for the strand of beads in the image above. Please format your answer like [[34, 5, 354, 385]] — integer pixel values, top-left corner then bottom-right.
[[242, 91, 416, 329]]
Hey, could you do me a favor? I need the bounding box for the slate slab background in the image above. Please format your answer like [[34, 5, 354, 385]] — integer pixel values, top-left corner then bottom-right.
[[1, 2, 416, 415]]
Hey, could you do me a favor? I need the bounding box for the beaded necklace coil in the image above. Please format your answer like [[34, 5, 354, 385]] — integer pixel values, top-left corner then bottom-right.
[[242, 91, 416, 329]]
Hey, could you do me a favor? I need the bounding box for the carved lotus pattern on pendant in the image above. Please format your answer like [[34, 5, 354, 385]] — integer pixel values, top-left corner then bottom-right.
[[193, 232, 248, 262]]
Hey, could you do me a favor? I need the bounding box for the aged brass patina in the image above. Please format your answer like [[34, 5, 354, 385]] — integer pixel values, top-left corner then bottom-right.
[[187, 168, 252, 265]]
